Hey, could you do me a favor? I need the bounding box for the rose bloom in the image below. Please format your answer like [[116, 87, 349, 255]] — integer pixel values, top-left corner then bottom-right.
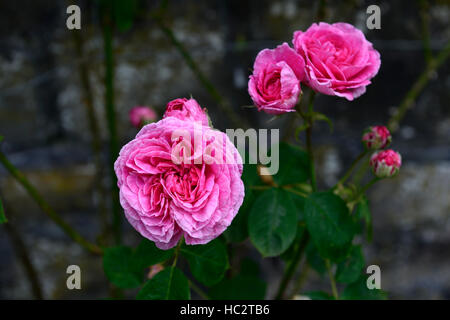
[[129, 106, 157, 128], [248, 43, 305, 115], [362, 125, 392, 150], [114, 116, 244, 249], [163, 98, 209, 126], [370, 149, 402, 178], [293, 22, 381, 101]]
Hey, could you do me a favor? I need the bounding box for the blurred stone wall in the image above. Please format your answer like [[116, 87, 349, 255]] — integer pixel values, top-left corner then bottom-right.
[[0, 0, 449, 299]]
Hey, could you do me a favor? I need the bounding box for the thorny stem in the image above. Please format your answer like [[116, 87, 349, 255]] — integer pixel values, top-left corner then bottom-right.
[[387, 40, 450, 132], [419, 0, 433, 64], [359, 177, 380, 195], [274, 232, 310, 299], [72, 30, 109, 245], [0, 150, 102, 255], [101, 5, 122, 245], [275, 91, 317, 300], [3, 220, 44, 299], [153, 15, 248, 129], [289, 263, 310, 299], [189, 280, 210, 300], [305, 91, 317, 192], [334, 150, 368, 188]]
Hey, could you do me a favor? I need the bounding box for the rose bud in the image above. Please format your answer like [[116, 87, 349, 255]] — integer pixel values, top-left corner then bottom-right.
[[293, 22, 381, 101], [362, 125, 392, 150], [248, 43, 305, 115], [163, 98, 209, 126], [370, 149, 402, 178], [129, 106, 157, 128]]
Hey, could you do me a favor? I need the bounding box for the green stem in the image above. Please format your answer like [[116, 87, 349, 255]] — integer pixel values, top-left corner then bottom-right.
[[0, 150, 102, 255], [72, 30, 109, 245], [305, 91, 317, 192], [4, 220, 44, 299], [275, 91, 317, 299], [388, 40, 450, 132], [419, 0, 433, 64], [153, 15, 248, 129], [288, 263, 310, 299], [101, 6, 121, 245], [359, 177, 380, 195], [335, 150, 368, 187], [282, 186, 308, 198], [172, 237, 183, 267], [326, 260, 339, 299], [189, 280, 210, 300], [274, 232, 309, 299]]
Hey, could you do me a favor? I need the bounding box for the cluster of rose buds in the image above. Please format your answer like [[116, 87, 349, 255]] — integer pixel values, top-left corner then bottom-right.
[[248, 22, 381, 114], [362, 126, 401, 178]]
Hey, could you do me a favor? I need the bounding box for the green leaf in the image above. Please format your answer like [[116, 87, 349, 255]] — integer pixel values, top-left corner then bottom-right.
[[305, 291, 335, 300], [271, 143, 310, 185], [280, 224, 305, 262], [249, 188, 298, 257], [103, 246, 141, 289], [304, 192, 356, 262], [291, 192, 307, 221], [306, 242, 327, 275], [355, 196, 373, 241], [209, 275, 266, 300], [240, 258, 260, 276], [133, 239, 174, 270], [341, 275, 387, 300], [0, 196, 7, 224], [336, 245, 365, 284], [224, 164, 261, 243], [309, 111, 333, 132], [137, 267, 190, 300], [180, 239, 228, 286]]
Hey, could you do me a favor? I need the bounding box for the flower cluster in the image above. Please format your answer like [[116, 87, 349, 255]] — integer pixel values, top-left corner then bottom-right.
[[116, 98, 245, 249], [248, 22, 381, 113], [361, 125, 401, 178]]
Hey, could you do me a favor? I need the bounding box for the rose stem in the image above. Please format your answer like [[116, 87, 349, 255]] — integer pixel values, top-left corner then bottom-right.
[[101, 3, 121, 245], [72, 28, 109, 245], [326, 259, 339, 299], [151, 4, 249, 129], [0, 149, 103, 255], [274, 90, 316, 299]]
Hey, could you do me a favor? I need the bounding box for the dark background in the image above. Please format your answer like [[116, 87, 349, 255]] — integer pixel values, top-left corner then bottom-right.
[[0, 0, 449, 299]]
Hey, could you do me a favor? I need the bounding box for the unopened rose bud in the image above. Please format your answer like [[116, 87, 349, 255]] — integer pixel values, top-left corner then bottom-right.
[[129, 106, 157, 128], [370, 149, 401, 178], [362, 125, 392, 150]]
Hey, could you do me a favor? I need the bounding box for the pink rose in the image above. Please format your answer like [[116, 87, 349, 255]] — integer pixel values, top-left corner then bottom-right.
[[114, 117, 244, 249], [362, 125, 392, 150], [129, 106, 157, 128], [248, 43, 305, 115], [293, 22, 381, 101], [370, 149, 402, 178], [163, 98, 209, 126]]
